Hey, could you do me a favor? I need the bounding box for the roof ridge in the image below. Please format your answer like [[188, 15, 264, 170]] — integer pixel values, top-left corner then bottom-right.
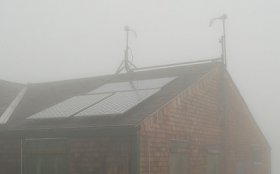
[[133, 57, 222, 72], [21, 58, 222, 85], [0, 79, 24, 88]]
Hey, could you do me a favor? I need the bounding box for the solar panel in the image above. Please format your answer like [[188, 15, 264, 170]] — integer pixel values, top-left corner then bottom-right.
[[27, 93, 111, 119], [27, 77, 177, 120], [89, 77, 176, 94], [75, 89, 159, 117]]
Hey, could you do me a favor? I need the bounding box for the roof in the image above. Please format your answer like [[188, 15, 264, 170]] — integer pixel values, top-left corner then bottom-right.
[[0, 61, 220, 131], [0, 80, 23, 116]]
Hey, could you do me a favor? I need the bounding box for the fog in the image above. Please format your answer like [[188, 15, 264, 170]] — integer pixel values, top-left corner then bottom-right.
[[0, 0, 279, 173]]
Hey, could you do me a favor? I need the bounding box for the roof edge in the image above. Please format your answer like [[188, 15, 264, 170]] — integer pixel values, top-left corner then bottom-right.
[[133, 57, 222, 72], [223, 69, 271, 149], [20, 58, 223, 85], [0, 86, 28, 125]]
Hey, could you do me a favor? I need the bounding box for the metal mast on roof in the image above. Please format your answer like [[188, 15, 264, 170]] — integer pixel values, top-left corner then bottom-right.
[[209, 14, 228, 67], [115, 26, 137, 74]]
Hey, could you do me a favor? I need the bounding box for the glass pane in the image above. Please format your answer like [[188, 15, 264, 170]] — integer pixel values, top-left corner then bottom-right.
[[170, 153, 188, 174], [26, 154, 67, 174], [24, 140, 67, 174], [169, 141, 188, 174], [207, 153, 220, 174]]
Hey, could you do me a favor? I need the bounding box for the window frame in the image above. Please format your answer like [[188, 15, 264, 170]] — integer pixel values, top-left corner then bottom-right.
[[23, 138, 69, 174], [206, 145, 221, 174], [169, 140, 189, 174]]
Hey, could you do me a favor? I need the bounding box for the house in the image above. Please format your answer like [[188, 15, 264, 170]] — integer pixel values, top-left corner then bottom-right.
[[0, 59, 270, 174]]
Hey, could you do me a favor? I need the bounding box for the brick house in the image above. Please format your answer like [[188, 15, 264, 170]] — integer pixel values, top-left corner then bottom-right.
[[0, 59, 270, 174]]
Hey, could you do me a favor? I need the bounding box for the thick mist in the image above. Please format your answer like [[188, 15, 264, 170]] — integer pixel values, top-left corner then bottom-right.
[[0, 0, 279, 173]]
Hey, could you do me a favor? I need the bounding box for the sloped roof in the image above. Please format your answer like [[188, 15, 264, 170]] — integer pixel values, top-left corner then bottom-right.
[[1, 61, 219, 131], [0, 80, 23, 116]]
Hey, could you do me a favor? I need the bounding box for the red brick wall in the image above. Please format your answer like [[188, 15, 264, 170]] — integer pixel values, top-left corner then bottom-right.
[[138, 66, 270, 174], [69, 136, 132, 174], [223, 73, 270, 174], [0, 139, 21, 174], [139, 66, 224, 174]]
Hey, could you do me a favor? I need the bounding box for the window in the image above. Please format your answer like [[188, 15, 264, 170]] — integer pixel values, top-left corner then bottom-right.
[[207, 145, 220, 174], [24, 139, 68, 174], [235, 162, 245, 174], [251, 145, 263, 165], [169, 140, 189, 174]]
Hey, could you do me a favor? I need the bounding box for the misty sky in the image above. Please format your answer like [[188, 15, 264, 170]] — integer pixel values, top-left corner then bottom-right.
[[0, 0, 279, 173]]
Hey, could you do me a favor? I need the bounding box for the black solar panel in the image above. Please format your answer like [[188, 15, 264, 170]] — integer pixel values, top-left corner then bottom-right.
[[27, 93, 111, 119], [75, 89, 159, 117], [27, 77, 177, 119]]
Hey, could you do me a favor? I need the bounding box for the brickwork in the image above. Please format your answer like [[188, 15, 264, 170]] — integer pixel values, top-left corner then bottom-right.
[[69, 136, 131, 174], [223, 73, 270, 174], [0, 65, 271, 174], [139, 66, 224, 174], [138, 67, 270, 174]]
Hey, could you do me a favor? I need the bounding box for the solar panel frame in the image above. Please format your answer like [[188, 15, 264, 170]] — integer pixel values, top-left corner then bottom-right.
[[89, 77, 177, 94], [74, 89, 160, 117], [27, 77, 177, 120], [27, 93, 112, 120]]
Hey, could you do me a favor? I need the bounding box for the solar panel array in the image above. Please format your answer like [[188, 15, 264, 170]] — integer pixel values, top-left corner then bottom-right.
[[27, 93, 111, 119], [27, 77, 176, 119], [75, 89, 159, 117]]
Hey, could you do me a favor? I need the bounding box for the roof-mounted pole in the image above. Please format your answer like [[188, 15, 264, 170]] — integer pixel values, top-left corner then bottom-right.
[[209, 14, 228, 67], [115, 26, 137, 74]]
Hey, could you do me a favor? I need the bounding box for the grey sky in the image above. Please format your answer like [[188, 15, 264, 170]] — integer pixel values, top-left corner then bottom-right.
[[0, 0, 279, 173]]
